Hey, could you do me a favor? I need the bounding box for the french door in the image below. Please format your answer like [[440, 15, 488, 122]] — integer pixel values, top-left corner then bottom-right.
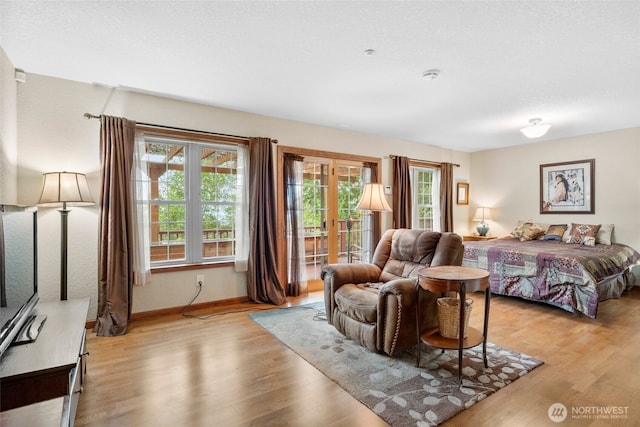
[[299, 158, 371, 291], [277, 148, 381, 294]]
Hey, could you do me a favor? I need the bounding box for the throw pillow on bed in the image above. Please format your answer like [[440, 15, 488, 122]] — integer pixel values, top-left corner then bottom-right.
[[567, 223, 601, 246], [543, 224, 568, 241], [596, 223, 614, 245], [511, 221, 546, 241]]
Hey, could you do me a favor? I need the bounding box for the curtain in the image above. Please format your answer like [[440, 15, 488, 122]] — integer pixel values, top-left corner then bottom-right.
[[94, 115, 136, 336], [283, 153, 307, 296], [132, 132, 151, 286], [247, 138, 287, 305], [234, 144, 250, 272], [392, 156, 412, 229], [439, 162, 454, 232]]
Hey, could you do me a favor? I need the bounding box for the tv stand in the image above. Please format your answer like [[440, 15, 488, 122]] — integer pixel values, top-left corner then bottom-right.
[[0, 298, 89, 426]]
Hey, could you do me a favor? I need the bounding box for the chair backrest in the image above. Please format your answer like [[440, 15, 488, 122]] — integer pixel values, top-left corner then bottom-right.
[[372, 229, 463, 283]]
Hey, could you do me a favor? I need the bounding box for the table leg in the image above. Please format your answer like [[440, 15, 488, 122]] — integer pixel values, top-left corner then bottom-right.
[[458, 283, 466, 383], [483, 287, 490, 368], [415, 280, 421, 368]]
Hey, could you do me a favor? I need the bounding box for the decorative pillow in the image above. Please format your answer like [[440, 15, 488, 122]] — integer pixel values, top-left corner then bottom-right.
[[510, 221, 529, 240], [511, 221, 546, 241], [596, 224, 614, 245], [515, 219, 550, 239], [567, 223, 601, 245], [544, 224, 568, 241]]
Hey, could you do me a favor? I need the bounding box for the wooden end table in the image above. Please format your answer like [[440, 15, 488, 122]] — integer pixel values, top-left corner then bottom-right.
[[415, 265, 490, 382]]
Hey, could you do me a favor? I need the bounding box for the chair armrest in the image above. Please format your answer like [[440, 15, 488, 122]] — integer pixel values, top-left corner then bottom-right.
[[321, 263, 382, 286], [377, 277, 439, 356], [379, 278, 418, 307], [321, 263, 382, 324]]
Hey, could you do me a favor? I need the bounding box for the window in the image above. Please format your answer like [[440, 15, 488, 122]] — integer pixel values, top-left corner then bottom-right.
[[411, 167, 440, 231], [143, 136, 242, 265]]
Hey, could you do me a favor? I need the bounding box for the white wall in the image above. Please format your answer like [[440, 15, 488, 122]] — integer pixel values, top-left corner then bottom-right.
[[16, 73, 472, 319], [0, 47, 18, 204], [469, 128, 640, 250]]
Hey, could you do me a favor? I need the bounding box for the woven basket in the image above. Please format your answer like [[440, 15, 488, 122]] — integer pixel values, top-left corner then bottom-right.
[[437, 297, 473, 339]]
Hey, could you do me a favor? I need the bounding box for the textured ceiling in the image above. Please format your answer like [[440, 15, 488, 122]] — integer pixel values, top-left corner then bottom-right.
[[2, 1, 640, 152]]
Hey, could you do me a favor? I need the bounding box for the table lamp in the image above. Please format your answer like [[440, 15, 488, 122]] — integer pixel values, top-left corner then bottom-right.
[[472, 207, 492, 237]]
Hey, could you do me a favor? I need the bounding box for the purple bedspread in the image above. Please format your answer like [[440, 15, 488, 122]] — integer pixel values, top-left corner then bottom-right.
[[462, 238, 640, 318]]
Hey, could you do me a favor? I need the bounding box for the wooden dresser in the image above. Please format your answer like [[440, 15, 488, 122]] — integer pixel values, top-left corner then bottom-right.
[[1, 298, 89, 427]]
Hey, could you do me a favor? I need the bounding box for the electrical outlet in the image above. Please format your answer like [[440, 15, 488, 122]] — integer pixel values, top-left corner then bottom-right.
[[196, 274, 204, 287]]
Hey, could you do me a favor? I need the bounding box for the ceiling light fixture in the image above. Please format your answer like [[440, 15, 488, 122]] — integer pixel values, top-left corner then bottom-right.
[[364, 49, 376, 56], [422, 69, 440, 80], [520, 118, 551, 138]]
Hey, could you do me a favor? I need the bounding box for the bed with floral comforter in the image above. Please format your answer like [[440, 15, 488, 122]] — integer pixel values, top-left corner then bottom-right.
[[462, 238, 640, 318]]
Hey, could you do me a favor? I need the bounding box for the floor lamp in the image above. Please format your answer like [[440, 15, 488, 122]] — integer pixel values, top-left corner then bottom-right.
[[38, 172, 94, 300], [354, 183, 392, 261]]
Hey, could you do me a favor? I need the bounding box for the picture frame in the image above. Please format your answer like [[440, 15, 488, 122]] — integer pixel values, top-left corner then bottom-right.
[[540, 159, 595, 214], [457, 182, 469, 205]]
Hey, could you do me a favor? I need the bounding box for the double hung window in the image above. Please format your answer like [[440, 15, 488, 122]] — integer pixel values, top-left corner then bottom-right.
[[141, 135, 244, 266], [411, 167, 440, 231]]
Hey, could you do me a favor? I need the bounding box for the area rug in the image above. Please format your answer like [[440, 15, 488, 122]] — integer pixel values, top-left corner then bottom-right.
[[249, 302, 543, 427]]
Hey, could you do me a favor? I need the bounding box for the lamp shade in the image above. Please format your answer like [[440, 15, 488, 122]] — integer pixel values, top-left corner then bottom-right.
[[38, 172, 95, 206], [520, 118, 551, 138], [355, 183, 391, 212], [472, 207, 492, 222]]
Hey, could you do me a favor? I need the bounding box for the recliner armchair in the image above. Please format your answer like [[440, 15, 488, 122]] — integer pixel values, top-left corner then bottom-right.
[[321, 229, 464, 356]]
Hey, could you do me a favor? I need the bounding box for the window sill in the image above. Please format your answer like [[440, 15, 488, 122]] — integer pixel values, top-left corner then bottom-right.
[[151, 261, 235, 274]]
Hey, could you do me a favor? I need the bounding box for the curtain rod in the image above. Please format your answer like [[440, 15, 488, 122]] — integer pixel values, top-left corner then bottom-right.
[[388, 154, 460, 167], [83, 113, 277, 144]]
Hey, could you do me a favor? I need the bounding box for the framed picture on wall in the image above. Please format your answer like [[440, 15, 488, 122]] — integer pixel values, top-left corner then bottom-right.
[[457, 182, 469, 205], [540, 159, 595, 214]]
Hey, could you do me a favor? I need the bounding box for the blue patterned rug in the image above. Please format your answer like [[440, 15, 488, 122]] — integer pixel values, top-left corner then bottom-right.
[[250, 302, 543, 426]]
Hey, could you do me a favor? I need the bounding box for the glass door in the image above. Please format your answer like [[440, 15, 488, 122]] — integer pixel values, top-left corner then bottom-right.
[[300, 159, 329, 287], [300, 159, 370, 291], [336, 163, 372, 264]]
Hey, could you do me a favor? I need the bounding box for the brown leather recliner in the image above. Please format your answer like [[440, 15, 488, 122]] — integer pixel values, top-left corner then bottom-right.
[[321, 229, 464, 356]]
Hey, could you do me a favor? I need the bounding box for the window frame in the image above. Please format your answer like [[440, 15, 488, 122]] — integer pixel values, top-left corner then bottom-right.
[[410, 165, 441, 231], [138, 128, 248, 271]]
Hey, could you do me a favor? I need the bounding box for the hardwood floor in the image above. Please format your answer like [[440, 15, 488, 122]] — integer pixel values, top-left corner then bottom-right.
[[75, 287, 640, 427]]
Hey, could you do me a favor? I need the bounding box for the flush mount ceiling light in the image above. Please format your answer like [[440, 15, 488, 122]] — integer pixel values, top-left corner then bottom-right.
[[520, 118, 552, 138], [363, 49, 376, 56], [422, 69, 440, 80]]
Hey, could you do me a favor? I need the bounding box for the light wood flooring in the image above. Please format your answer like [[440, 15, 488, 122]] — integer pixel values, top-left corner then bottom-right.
[[75, 287, 640, 427]]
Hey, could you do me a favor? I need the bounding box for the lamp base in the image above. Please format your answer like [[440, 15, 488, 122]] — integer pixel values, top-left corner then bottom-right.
[[476, 224, 489, 237]]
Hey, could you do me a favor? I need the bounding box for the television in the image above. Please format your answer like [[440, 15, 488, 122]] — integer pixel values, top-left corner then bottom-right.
[[0, 205, 42, 357]]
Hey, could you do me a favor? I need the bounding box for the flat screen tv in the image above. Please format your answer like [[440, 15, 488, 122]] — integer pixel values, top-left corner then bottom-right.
[[0, 205, 40, 357]]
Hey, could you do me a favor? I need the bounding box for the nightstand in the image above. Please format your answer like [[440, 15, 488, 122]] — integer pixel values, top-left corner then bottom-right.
[[463, 235, 497, 242]]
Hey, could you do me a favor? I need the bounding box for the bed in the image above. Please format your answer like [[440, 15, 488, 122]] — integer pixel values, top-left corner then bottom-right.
[[462, 222, 640, 318]]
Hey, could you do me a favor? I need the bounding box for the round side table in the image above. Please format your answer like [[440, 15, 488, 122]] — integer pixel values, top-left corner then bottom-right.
[[415, 265, 490, 382]]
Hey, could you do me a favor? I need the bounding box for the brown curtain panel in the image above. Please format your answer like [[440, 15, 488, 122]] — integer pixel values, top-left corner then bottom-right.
[[392, 156, 412, 229], [439, 162, 454, 232], [283, 153, 306, 296], [247, 138, 287, 305], [93, 115, 136, 336]]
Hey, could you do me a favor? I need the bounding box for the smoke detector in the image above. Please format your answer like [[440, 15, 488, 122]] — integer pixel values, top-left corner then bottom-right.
[[422, 69, 440, 80]]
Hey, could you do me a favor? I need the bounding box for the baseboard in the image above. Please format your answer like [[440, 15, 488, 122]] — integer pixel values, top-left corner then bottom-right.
[[84, 296, 250, 330]]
